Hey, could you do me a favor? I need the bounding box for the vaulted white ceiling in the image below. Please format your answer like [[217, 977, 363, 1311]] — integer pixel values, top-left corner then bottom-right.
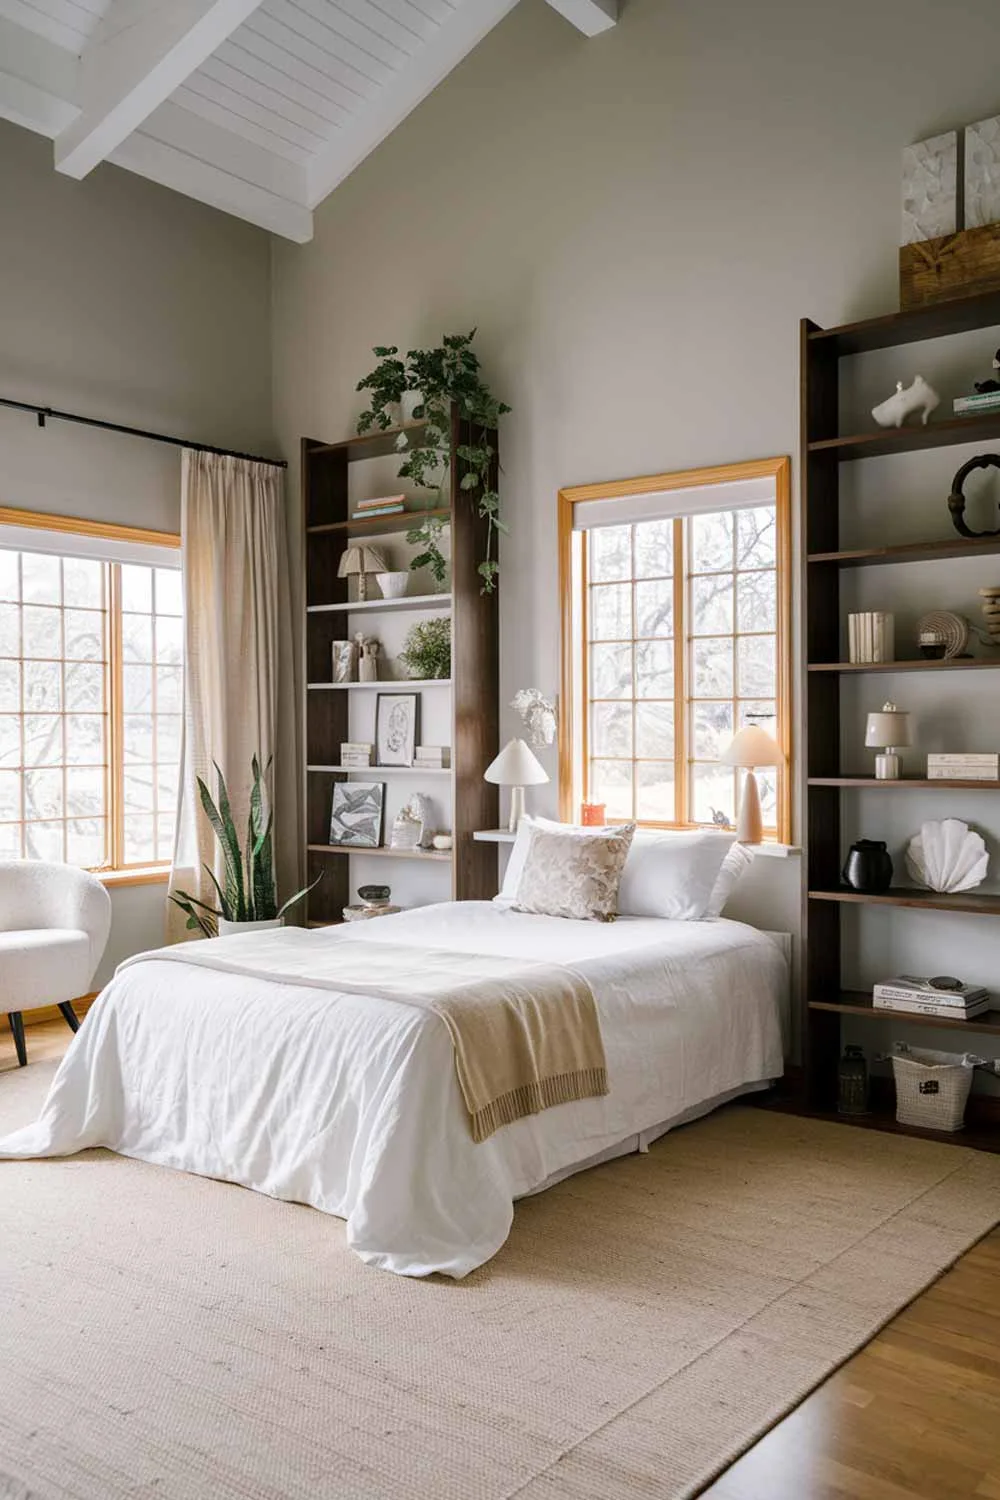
[[0, 0, 617, 242]]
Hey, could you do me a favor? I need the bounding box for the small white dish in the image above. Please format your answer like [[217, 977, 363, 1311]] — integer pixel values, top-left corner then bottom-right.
[[377, 571, 410, 599]]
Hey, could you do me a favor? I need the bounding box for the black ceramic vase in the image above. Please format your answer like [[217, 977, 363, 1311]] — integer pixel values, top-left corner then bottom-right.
[[842, 839, 893, 893]]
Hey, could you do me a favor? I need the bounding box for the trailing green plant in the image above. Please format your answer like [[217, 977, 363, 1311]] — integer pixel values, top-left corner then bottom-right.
[[169, 755, 320, 937], [356, 331, 510, 593], [399, 616, 451, 681], [405, 515, 448, 591]]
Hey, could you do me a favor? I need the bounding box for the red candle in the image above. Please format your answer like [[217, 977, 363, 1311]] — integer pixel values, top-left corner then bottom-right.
[[580, 802, 606, 826]]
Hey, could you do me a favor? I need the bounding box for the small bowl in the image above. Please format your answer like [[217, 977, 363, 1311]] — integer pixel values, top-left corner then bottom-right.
[[377, 571, 410, 599]]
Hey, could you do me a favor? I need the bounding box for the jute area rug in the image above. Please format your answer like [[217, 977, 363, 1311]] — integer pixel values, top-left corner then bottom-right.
[[2, 1062, 999, 1500]]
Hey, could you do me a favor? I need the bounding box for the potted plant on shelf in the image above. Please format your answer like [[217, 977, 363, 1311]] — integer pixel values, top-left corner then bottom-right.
[[355, 330, 510, 594], [399, 616, 451, 681], [170, 755, 320, 937]]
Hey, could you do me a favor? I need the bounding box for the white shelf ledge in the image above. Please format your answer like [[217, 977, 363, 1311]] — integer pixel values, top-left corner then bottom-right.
[[473, 829, 517, 844], [307, 594, 451, 615], [307, 844, 452, 862], [307, 764, 451, 775], [307, 679, 452, 691]]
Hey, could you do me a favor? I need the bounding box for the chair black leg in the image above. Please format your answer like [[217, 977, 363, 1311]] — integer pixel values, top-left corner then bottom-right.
[[7, 1012, 26, 1067], [58, 1001, 80, 1034]]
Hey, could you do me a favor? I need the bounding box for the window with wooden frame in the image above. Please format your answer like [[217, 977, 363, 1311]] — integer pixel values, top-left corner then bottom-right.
[[0, 508, 182, 873], [559, 458, 792, 843]]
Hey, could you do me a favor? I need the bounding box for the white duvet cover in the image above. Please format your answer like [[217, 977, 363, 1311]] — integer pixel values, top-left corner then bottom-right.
[[0, 903, 786, 1277]]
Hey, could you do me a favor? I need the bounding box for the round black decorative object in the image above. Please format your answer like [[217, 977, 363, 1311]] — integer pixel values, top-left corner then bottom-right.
[[837, 1045, 869, 1117], [947, 453, 1000, 539], [842, 839, 893, 893], [357, 884, 391, 904]]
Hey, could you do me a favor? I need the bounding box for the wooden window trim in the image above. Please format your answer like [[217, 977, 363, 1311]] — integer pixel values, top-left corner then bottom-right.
[[0, 505, 181, 874], [558, 457, 792, 843]]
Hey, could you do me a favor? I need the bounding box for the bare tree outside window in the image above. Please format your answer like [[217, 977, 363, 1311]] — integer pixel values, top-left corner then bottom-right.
[[0, 545, 182, 868], [583, 504, 779, 832]]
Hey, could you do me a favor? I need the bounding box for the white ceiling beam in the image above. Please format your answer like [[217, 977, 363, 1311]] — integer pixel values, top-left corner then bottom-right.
[[544, 0, 618, 36], [109, 109, 313, 241], [54, 0, 267, 180], [306, 0, 521, 210], [0, 16, 79, 138]]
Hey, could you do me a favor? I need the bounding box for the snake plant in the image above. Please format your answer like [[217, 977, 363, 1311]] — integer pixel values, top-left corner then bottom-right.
[[170, 755, 319, 937]]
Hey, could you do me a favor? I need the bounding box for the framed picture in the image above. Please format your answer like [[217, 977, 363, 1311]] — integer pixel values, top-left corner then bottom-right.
[[375, 692, 419, 767], [329, 781, 385, 848]]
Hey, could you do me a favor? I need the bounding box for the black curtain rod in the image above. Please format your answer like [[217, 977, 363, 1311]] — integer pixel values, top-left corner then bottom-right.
[[0, 394, 287, 470]]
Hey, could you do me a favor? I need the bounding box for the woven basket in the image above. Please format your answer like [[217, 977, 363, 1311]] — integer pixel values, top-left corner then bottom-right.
[[892, 1044, 978, 1132]]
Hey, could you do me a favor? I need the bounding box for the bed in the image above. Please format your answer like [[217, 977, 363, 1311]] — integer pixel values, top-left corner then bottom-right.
[[0, 901, 787, 1278]]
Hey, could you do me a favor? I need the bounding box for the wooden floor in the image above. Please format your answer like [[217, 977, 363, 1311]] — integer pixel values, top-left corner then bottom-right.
[[5, 1020, 1000, 1500]]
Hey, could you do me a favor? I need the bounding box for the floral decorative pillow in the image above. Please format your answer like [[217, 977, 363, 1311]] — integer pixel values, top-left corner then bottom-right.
[[512, 823, 636, 922]]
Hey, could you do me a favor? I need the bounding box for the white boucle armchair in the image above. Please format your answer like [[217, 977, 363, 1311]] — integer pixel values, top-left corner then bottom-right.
[[0, 861, 112, 1067]]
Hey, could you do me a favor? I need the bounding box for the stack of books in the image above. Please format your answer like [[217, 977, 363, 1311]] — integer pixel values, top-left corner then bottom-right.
[[873, 975, 991, 1019], [926, 752, 999, 780], [351, 494, 406, 522], [340, 741, 373, 768], [954, 390, 1000, 416], [413, 745, 451, 770]]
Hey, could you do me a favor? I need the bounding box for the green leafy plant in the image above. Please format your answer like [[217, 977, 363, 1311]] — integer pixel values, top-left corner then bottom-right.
[[356, 330, 510, 593], [399, 616, 451, 681], [169, 755, 320, 937], [406, 515, 448, 591]]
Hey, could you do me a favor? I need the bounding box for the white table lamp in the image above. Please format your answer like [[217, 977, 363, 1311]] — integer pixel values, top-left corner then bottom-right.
[[719, 724, 783, 844], [484, 738, 549, 831], [864, 702, 911, 780]]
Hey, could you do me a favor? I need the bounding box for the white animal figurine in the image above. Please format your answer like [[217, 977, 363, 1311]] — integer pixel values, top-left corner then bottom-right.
[[871, 375, 940, 429]]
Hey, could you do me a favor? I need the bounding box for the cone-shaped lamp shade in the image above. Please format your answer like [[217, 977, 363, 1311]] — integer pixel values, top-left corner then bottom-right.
[[484, 738, 549, 831]]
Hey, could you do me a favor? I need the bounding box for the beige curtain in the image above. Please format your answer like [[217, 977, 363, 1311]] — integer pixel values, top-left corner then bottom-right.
[[167, 450, 299, 939]]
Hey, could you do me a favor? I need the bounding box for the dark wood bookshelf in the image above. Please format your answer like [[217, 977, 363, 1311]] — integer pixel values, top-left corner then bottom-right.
[[808, 775, 1000, 789], [809, 887, 1000, 915], [806, 287, 1000, 356], [800, 295, 1000, 1152], [808, 411, 1000, 462], [810, 991, 1000, 1036], [807, 536, 1000, 568], [807, 657, 1000, 673], [301, 404, 499, 927]]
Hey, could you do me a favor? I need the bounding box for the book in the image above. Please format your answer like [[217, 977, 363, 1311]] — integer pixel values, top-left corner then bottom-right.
[[873, 976, 988, 1005], [872, 994, 991, 1019], [954, 393, 1000, 412], [928, 766, 999, 780], [351, 505, 404, 520], [340, 742, 373, 753], [927, 752, 998, 769], [354, 495, 406, 510]]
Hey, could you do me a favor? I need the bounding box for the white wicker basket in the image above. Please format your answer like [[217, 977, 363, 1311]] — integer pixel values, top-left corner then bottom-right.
[[891, 1044, 980, 1132]]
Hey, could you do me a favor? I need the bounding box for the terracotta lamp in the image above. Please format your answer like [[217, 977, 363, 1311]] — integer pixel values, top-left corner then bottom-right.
[[338, 544, 388, 602], [718, 724, 783, 844]]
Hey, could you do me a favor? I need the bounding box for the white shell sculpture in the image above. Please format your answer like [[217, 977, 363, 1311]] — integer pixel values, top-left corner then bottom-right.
[[905, 818, 989, 893], [871, 375, 940, 429]]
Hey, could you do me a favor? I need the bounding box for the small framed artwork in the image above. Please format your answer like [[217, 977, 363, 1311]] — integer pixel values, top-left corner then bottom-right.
[[376, 692, 420, 767], [329, 781, 385, 848]]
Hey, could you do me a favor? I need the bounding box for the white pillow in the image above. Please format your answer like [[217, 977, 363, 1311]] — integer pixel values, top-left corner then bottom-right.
[[616, 828, 735, 920], [704, 842, 755, 918]]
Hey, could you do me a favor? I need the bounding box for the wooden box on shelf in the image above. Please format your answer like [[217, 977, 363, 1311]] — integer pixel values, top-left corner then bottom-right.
[[800, 288, 1000, 1154], [900, 224, 1000, 311], [301, 404, 499, 927]]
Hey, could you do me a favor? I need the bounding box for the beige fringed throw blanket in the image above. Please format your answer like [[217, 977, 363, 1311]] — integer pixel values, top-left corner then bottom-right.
[[122, 930, 608, 1142]]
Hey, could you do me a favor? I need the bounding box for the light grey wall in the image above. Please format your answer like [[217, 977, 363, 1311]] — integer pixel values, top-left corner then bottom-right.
[[0, 120, 276, 982], [271, 0, 1000, 962]]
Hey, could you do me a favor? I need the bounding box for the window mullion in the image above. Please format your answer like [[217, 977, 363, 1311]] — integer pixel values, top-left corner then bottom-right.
[[673, 517, 686, 826], [108, 563, 125, 870]]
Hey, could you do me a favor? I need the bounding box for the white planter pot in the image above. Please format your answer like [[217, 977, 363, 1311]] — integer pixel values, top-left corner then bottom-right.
[[401, 390, 424, 424], [217, 917, 281, 937]]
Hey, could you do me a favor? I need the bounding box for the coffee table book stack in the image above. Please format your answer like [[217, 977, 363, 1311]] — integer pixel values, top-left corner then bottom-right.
[[872, 977, 991, 1021], [800, 288, 1000, 1153], [302, 406, 499, 929]]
